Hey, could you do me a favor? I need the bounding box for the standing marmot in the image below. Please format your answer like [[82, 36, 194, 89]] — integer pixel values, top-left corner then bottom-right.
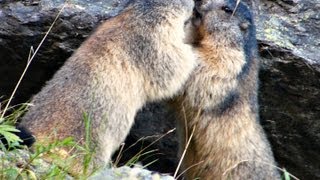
[[18, 0, 197, 171], [173, 0, 280, 179]]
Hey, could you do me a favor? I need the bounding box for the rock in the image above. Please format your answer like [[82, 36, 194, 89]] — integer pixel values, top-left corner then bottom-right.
[[253, 1, 320, 179], [0, 149, 72, 179], [0, 0, 129, 105], [0, 149, 172, 180], [0, 0, 319, 179], [0, 149, 32, 179], [90, 166, 174, 180], [113, 102, 179, 174]]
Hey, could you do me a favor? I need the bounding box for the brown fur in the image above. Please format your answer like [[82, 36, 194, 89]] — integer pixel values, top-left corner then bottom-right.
[[19, 0, 197, 173], [173, 0, 280, 179]]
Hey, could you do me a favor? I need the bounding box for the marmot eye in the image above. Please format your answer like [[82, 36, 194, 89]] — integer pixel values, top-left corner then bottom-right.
[[221, 6, 233, 14]]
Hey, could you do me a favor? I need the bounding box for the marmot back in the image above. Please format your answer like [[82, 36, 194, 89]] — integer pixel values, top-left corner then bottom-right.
[[173, 0, 280, 179], [19, 0, 197, 173]]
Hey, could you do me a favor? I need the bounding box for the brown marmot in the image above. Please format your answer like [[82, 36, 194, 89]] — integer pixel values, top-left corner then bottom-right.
[[173, 0, 281, 179]]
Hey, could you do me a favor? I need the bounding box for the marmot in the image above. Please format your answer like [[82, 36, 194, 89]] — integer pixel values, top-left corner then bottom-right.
[[18, 0, 197, 171], [173, 0, 280, 179]]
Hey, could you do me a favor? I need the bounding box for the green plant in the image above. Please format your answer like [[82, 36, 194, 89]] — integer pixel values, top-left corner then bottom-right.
[[0, 102, 30, 150], [282, 169, 291, 180], [0, 124, 22, 150]]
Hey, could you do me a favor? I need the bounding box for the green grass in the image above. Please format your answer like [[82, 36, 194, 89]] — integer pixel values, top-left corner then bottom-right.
[[0, 102, 99, 179]]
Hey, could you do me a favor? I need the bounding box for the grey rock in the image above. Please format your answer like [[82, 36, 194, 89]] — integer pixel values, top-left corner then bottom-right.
[[0, 149, 72, 179], [1, 149, 172, 179], [0, 0, 129, 105], [253, 1, 320, 179], [90, 166, 174, 180]]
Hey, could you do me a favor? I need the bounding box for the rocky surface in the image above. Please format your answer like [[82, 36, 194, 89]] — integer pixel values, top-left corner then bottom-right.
[[0, 0, 129, 105], [0, 0, 319, 179], [0, 149, 73, 179], [0, 149, 173, 179], [90, 166, 175, 180], [253, 1, 320, 179]]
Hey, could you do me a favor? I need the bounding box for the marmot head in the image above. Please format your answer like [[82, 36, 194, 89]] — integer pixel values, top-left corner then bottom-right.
[[194, 0, 255, 50]]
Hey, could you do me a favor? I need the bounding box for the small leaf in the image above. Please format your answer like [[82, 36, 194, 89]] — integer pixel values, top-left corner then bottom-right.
[[283, 169, 291, 180], [0, 124, 21, 132], [0, 124, 22, 148], [3, 168, 19, 179], [25, 169, 37, 180]]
